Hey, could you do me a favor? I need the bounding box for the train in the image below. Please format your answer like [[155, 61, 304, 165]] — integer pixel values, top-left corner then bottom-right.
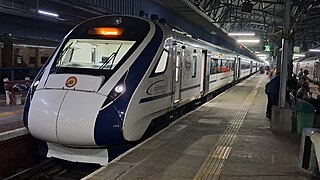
[[23, 15, 262, 165], [293, 56, 320, 83]]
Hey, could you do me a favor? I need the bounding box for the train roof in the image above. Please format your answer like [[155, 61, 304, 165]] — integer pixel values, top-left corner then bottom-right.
[[156, 20, 262, 63], [294, 56, 320, 62]]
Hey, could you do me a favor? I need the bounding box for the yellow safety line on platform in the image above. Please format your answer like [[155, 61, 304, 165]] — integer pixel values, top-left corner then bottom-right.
[[0, 109, 23, 117], [0, 98, 26, 103], [193, 77, 263, 180]]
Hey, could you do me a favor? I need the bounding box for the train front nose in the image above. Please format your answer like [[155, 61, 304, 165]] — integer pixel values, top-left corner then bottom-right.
[[28, 74, 106, 147], [28, 90, 106, 146]]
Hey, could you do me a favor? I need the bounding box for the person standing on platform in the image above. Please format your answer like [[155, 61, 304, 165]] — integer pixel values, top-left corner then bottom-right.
[[265, 72, 280, 120], [298, 68, 304, 79], [268, 69, 274, 79], [296, 81, 312, 101], [302, 69, 311, 83], [287, 74, 299, 99]]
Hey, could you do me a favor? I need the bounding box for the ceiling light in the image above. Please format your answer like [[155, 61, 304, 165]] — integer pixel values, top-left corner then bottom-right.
[[293, 54, 305, 57], [309, 49, 320, 52], [37, 10, 59, 17], [228, 32, 255, 36], [237, 39, 260, 43]]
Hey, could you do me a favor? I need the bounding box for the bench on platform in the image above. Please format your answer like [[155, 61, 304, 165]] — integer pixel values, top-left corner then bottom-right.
[[311, 132, 320, 170], [299, 128, 320, 176], [3, 78, 32, 105]]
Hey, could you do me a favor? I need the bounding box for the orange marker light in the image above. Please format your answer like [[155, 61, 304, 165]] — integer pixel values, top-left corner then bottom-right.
[[89, 27, 124, 36]]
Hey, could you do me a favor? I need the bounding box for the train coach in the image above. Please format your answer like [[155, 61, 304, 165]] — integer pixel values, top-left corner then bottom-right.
[[23, 15, 262, 165], [293, 56, 320, 82]]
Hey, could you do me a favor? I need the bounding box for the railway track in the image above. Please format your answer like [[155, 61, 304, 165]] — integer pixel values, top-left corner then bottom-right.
[[5, 158, 101, 180]]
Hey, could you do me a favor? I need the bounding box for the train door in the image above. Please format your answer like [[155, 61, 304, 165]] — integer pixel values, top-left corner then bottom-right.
[[172, 46, 182, 105], [314, 61, 320, 83], [201, 50, 209, 95], [237, 57, 241, 80], [250, 61, 253, 74], [233, 57, 237, 81], [296, 62, 300, 74]]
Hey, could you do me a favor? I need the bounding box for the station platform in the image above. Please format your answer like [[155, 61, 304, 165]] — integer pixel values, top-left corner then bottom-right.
[[0, 94, 24, 134], [84, 74, 309, 180]]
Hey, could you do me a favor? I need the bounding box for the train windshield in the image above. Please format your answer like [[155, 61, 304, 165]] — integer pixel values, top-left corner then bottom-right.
[[55, 39, 135, 70]]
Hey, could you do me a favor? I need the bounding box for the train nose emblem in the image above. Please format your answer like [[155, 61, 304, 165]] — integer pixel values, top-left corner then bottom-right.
[[65, 76, 77, 88]]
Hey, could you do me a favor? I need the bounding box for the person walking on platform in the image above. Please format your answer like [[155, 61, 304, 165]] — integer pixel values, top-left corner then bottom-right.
[[265, 72, 280, 120]]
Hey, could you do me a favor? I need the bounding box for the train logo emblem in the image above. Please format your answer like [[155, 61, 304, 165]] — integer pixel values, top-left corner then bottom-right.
[[65, 76, 77, 88]]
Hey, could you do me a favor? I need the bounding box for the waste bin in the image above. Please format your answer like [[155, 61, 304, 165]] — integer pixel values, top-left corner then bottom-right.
[[296, 99, 315, 134]]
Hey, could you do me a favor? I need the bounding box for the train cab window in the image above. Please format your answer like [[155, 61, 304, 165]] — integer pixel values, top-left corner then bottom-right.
[[56, 39, 135, 70], [192, 55, 197, 78], [149, 50, 169, 77], [155, 50, 168, 73]]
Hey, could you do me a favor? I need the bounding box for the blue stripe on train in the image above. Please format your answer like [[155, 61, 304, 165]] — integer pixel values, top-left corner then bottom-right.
[[94, 24, 163, 146]]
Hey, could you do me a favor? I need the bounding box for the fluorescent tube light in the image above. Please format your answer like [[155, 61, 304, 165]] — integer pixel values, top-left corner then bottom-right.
[[228, 32, 255, 36], [309, 49, 320, 52], [38, 10, 59, 17], [293, 54, 305, 57], [237, 39, 260, 43]]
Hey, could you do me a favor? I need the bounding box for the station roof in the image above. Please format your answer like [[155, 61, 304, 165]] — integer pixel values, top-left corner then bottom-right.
[[1, 0, 320, 57], [156, 0, 320, 53]]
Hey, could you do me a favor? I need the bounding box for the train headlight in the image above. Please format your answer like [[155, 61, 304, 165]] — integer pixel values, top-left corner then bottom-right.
[[114, 84, 125, 93], [101, 72, 128, 109], [109, 84, 126, 100]]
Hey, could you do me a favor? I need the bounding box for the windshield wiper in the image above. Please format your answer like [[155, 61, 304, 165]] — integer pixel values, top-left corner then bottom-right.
[[99, 44, 123, 70], [55, 42, 74, 73]]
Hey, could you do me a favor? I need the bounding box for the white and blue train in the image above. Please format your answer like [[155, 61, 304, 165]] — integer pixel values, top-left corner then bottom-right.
[[23, 15, 262, 165]]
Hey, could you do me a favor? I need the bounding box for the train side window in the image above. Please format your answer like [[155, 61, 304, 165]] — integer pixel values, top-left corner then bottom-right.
[[222, 59, 229, 72], [217, 60, 222, 73], [192, 55, 197, 78], [228, 61, 235, 71], [210, 58, 219, 75], [150, 50, 169, 77]]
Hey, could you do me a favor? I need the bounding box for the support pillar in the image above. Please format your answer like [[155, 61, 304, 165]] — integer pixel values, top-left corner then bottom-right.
[[2, 33, 13, 67], [271, 0, 294, 133]]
